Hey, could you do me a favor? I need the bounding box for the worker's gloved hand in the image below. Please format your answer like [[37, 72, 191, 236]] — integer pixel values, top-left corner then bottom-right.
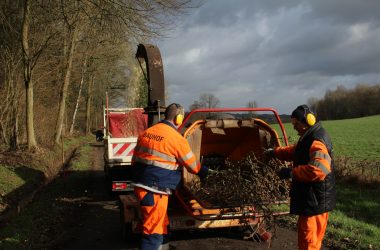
[[263, 148, 275, 158], [277, 168, 292, 179], [197, 165, 209, 180]]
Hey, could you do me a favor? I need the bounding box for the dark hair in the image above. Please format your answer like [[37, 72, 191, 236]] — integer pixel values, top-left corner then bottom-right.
[[164, 103, 183, 120]]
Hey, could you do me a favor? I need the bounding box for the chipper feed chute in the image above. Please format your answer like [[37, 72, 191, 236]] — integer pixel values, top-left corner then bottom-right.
[[171, 108, 289, 233]]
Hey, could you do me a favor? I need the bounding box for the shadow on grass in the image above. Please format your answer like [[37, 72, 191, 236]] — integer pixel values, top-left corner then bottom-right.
[[0, 165, 45, 215], [0, 167, 127, 250], [336, 182, 380, 227], [0, 164, 265, 250]]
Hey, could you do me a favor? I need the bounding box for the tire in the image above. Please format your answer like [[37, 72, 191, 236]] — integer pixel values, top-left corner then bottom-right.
[[119, 202, 140, 243], [121, 222, 133, 242], [103, 174, 113, 196]]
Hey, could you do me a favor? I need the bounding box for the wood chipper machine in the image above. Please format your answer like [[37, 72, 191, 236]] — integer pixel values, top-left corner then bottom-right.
[[119, 107, 290, 241], [117, 43, 290, 242]]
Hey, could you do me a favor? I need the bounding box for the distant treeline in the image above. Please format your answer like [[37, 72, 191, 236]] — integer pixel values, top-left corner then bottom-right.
[[309, 84, 380, 120]]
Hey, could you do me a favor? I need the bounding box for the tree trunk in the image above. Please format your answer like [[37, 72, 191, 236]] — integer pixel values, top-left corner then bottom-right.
[[0, 47, 21, 149], [69, 58, 87, 135], [86, 76, 94, 135], [22, 0, 37, 150], [54, 27, 77, 144]]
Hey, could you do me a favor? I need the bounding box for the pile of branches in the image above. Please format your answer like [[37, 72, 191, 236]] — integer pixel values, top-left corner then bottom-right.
[[190, 152, 290, 236], [192, 152, 289, 206]]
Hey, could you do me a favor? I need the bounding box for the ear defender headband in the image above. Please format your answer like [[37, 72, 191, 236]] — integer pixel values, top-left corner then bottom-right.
[[301, 105, 316, 126], [173, 103, 184, 126]]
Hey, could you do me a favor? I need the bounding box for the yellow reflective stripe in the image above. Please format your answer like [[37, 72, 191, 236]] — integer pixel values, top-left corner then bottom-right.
[[179, 151, 194, 164], [187, 161, 198, 171], [133, 156, 178, 170], [309, 160, 330, 175], [178, 151, 199, 171], [311, 151, 331, 162], [134, 145, 176, 163]]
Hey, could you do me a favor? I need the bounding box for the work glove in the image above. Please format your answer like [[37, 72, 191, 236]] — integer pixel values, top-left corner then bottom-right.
[[197, 165, 209, 180], [208, 169, 219, 176], [277, 167, 292, 180], [263, 148, 275, 158]]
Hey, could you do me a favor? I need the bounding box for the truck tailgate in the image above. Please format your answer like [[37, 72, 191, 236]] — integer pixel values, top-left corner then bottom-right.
[[105, 137, 138, 164]]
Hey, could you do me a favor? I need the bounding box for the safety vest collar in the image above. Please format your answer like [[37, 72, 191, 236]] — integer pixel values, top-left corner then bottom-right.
[[160, 120, 179, 132]]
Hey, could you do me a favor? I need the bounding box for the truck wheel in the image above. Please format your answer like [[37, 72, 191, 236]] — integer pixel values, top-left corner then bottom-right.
[[120, 200, 129, 241], [121, 222, 133, 242], [103, 175, 113, 196]]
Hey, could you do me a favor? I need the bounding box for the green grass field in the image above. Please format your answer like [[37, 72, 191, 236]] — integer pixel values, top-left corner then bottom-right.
[[279, 115, 380, 160]]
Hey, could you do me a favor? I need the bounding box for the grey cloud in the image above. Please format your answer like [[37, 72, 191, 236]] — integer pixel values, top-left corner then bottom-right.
[[308, 0, 380, 25], [158, 0, 380, 113]]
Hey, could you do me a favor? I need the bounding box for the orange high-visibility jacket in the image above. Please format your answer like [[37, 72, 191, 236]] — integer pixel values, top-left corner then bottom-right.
[[274, 140, 331, 182], [132, 120, 208, 190], [274, 122, 336, 215]]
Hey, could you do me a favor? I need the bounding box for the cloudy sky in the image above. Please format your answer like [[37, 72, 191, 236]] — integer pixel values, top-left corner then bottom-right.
[[157, 0, 380, 114]]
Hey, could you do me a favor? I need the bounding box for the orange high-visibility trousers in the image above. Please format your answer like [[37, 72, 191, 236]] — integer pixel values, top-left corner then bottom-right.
[[134, 187, 169, 235], [297, 212, 329, 250]]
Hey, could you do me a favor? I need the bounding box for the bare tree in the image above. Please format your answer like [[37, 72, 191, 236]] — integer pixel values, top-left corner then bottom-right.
[[69, 57, 87, 135], [189, 93, 220, 111], [0, 2, 23, 149], [1, 0, 200, 149], [54, 25, 78, 144], [20, 0, 60, 149], [199, 93, 220, 108], [85, 75, 94, 135], [21, 0, 38, 149], [189, 100, 203, 111], [246, 100, 258, 118], [246, 101, 257, 109], [0, 48, 22, 149], [311, 84, 380, 120]]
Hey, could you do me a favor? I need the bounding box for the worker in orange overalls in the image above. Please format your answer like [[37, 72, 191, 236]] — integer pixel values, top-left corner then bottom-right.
[[265, 104, 336, 250], [132, 103, 209, 250]]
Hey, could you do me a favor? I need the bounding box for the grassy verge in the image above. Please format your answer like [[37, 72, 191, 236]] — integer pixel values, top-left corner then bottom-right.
[[326, 183, 380, 249], [0, 136, 89, 189], [276, 182, 380, 250], [0, 143, 94, 249]]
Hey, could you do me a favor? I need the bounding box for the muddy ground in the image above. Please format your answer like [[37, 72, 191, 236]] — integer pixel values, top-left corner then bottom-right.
[[54, 143, 305, 250]]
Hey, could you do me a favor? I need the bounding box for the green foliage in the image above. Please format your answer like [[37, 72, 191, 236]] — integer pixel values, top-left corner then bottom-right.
[[69, 144, 91, 171], [62, 135, 91, 151], [134, 75, 148, 108]]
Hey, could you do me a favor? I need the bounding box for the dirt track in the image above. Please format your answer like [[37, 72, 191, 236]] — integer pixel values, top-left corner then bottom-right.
[[58, 143, 302, 250]]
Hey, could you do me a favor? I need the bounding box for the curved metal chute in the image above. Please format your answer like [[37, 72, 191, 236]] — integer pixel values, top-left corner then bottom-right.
[[136, 44, 166, 107], [136, 44, 166, 126]]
